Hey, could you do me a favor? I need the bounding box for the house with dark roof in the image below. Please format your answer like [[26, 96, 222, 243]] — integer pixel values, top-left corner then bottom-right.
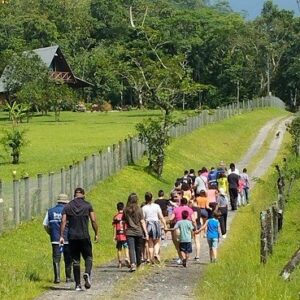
[[0, 45, 92, 98]]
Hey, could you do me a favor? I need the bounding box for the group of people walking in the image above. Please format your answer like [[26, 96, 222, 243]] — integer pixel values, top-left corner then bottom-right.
[[43, 161, 250, 291]]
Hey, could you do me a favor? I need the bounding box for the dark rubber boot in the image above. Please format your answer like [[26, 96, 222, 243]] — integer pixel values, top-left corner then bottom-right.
[[53, 262, 60, 284], [65, 264, 72, 282]]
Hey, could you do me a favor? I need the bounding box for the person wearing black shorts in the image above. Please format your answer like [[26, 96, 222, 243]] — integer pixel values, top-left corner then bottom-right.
[[60, 188, 99, 291]]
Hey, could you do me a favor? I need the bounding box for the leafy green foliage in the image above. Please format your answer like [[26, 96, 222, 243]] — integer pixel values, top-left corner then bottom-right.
[[1, 128, 28, 164], [136, 115, 176, 176], [287, 117, 300, 156], [5, 101, 30, 125], [0, 0, 299, 109]]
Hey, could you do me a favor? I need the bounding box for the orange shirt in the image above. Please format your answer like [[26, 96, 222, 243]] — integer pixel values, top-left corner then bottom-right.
[[196, 196, 209, 209]]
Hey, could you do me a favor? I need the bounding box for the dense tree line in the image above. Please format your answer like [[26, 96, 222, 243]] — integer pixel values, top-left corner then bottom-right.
[[0, 0, 299, 110]]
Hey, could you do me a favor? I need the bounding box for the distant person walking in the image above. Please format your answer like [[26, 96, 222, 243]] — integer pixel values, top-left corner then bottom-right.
[[216, 188, 228, 238], [112, 202, 130, 268], [123, 193, 148, 272], [60, 188, 99, 291], [194, 169, 208, 194], [227, 163, 239, 210], [142, 192, 166, 263], [166, 210, 195, 267], [240, 168, 250, 204], [199, 211, 222, 263], [43, 193, 72, 284]]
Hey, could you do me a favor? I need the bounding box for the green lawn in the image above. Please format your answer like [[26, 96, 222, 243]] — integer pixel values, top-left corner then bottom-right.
[[0, 110, 185, 181], [0, 107, 290, 300]]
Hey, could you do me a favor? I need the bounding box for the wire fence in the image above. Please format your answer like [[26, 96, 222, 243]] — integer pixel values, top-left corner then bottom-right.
[[0, 96, 285, 233]]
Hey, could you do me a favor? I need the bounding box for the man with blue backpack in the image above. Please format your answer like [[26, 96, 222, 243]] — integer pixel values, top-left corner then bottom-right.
[[43, 193, 72, 284]]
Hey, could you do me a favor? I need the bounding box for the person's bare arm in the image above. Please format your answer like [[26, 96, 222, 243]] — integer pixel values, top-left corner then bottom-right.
[[59, 214, 67, 244], [140, 219, 149, 240], [158, 210, 167, 229], [90, 211, 99, 242], [169, 212, 175, 222], [205, 199, 212, 210], [197, 220, 208, 233], [218, 223, 222, 240], [191, 210, 197, 227]]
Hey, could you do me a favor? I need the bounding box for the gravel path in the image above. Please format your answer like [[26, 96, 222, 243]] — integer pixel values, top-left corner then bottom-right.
[[36, 116, 292, 300]]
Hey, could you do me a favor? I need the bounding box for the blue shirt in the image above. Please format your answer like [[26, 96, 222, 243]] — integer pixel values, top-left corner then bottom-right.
[[43, 203, 69, 244], [174, 219, 194, 243], [207, 218, 220, 239]]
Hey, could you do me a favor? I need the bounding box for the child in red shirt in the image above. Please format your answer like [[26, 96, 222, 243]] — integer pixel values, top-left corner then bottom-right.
[[112, 202, 130, 268]]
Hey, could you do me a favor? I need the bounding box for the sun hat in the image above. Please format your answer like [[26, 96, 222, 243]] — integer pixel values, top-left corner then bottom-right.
[[57, 193, 69, 203]]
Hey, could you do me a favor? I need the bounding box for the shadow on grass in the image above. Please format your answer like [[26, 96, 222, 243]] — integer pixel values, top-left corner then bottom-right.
[[36, 119, 76, 123], [0, 161, 26, 166], [122, 113, 160, 118], [130, 164, 169, 185]]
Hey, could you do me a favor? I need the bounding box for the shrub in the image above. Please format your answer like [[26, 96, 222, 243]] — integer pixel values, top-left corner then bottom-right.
[[1, 128, 28, 164], [100, 101, 112, 112]]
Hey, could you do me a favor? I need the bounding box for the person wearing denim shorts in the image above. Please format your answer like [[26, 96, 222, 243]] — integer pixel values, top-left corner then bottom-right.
[[200, 210, 222, 263]]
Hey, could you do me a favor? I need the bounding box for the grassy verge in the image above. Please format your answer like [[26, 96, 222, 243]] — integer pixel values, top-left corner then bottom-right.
[[195, 131, 300, 299], [0, 108, 289, 300]]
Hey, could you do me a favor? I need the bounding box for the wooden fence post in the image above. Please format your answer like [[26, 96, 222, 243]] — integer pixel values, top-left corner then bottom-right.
[[24, 176, 30, 221], [107, 147, 111, 176], [83, 156, 88, 189], [60, 168, 65, 193], [37, 174, 42, 215], [266, 208, 273, 255], [48, 172, 54, 207], [129, 136, 134, 164], [112, 144, 117, 174], [260, 211, 268, 263], [119, 140, 123, 169], [0, 198, 3, 233], [13, 179, 20, 226], [99, 150, 104, 180], [280, 247, 300, 280], [92, 154, 97, 184], [272, 203, 279, 242]]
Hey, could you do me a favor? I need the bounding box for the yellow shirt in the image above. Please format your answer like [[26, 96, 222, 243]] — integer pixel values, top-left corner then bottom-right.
[[218, 177, 228, 193]]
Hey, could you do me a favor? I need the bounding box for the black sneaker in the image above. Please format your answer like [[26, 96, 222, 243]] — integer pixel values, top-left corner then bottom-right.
[[182, 259, 187, 267], [83, 273, 91, 289]]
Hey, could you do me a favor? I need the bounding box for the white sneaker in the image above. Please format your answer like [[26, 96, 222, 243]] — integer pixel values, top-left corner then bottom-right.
[[83, 273, 91, 289], [75, 285, 83, 291], [176, 259, 182, 265], [222, 234, 227, 239]]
